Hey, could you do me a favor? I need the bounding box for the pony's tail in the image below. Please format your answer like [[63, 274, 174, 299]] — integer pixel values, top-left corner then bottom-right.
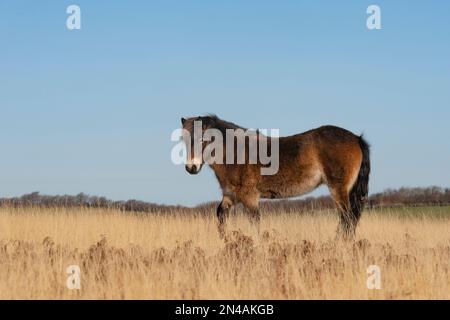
[[350, 135, 371, 222]]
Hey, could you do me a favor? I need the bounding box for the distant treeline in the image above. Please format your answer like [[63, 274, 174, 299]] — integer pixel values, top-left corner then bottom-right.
[[0, 187, 449, 214]]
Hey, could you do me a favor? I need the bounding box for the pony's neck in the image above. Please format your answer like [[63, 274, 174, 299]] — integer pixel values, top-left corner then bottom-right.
[[209, 116, 245, 134], [209, 162, 229, 187]]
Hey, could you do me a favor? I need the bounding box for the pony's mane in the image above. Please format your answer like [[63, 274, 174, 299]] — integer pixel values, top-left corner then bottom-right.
[[206, 114, 246, 131], [183, 114, 246, 134]]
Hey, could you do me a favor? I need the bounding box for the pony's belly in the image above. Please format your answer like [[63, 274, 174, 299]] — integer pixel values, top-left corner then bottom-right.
[[276, 183, 321, 198], [261, 172, 323, 199]]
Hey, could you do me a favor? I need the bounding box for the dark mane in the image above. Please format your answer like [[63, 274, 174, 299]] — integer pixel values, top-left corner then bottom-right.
[[183, 114, 246, 135], [206, 114, 246, 133]]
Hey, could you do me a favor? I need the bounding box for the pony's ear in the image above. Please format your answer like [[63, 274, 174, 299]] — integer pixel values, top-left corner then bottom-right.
[[181, 117, 186, 125]]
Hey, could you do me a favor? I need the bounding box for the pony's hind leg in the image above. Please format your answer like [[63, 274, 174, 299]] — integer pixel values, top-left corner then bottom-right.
[[329, 187, 358, 241], [216, 195, 235, 238]]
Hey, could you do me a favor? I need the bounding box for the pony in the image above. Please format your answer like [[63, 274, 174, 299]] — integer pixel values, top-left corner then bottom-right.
[[180, 115, 370, 240]]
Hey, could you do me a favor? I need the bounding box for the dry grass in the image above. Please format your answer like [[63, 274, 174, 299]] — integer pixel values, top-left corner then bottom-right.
[[0, 205, 449, 299]]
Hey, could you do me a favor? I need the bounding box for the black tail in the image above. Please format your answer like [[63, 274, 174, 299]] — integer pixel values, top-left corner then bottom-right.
[[350, 135, 371, 222]]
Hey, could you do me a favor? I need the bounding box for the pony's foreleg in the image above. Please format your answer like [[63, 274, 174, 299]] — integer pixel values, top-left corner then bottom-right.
[[216, 195, 234, 239], [247, 207, 261, 235], [240, 193, 261, 235]]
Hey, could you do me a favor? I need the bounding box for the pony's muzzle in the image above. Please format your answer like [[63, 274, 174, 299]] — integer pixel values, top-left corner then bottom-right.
[[185, 164, 201, 175]]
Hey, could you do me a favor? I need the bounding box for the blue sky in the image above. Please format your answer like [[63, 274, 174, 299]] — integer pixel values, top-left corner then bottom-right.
[[0, 1, 449, 206]]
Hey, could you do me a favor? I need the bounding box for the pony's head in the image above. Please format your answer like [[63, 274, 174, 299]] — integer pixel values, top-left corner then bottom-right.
[[180, 116, 216, 174]]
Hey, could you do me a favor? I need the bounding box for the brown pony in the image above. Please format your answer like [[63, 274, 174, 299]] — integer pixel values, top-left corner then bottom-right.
[[181, 115, 370, 240]]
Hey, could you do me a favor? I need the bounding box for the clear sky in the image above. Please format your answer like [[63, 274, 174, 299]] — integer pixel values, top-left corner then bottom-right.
[[1, 1, 449, 206]]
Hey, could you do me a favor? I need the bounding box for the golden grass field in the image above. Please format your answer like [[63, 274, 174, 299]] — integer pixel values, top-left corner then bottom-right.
[[0, 205, 449, 299]]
